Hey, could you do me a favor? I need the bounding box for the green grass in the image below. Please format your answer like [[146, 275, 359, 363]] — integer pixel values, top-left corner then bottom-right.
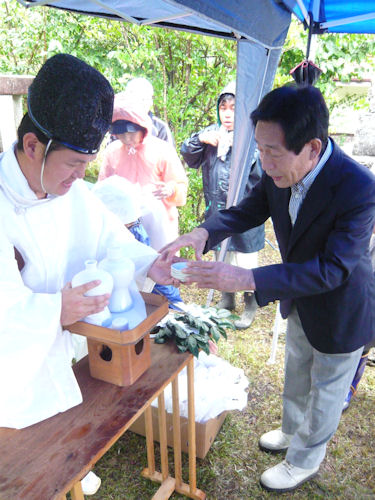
[[86, 221, 375, 499]]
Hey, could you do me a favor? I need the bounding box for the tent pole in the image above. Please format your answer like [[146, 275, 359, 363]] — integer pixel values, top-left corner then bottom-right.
[[306, 12, 313, 59]]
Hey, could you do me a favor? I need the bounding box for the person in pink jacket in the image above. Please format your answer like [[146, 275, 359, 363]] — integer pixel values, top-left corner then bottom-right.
[[99, 95, 188, 245]]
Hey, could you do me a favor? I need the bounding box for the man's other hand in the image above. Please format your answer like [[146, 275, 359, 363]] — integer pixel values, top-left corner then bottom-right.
[[182, 260, 256, 292]]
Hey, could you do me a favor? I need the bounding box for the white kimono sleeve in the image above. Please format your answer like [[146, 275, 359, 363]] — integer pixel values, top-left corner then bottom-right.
[[0, 236, 80, 429]]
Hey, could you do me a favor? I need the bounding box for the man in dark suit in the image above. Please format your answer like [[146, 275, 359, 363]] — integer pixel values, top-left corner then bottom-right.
[[161, 85, 375, 492]]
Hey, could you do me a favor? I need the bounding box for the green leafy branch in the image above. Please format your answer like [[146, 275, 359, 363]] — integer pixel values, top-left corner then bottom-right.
[[152, 306, 238, 358]]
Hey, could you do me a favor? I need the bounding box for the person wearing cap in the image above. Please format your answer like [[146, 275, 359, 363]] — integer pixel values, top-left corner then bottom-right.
[[0, 54, 178, 433], [123, 77, 175, 146], [99, 94, 188, 247], [180, 82, 265, 329]]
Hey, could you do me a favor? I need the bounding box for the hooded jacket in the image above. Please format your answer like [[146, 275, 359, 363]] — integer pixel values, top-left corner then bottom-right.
[[180, 85, 264, 253], [99, 97, 188, 229]]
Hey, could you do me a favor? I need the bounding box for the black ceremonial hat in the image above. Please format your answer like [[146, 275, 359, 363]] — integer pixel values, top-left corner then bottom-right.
[[27, 53, 114, 154]]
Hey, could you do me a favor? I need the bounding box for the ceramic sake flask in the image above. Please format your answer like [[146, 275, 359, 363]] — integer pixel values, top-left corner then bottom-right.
[[98, 246, 136, 313], [71, 259, 114, 326]]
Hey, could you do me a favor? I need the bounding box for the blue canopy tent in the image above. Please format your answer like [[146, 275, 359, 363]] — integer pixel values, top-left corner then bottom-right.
[[16, 0, 375, 281], [285, 0, 375, 34]]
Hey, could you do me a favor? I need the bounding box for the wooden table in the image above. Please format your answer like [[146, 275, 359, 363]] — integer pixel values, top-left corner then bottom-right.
[[0, 342, 206, 500]]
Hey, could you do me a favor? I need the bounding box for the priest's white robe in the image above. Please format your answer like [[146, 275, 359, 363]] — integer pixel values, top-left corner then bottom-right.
[[0, 145, 158, 429]]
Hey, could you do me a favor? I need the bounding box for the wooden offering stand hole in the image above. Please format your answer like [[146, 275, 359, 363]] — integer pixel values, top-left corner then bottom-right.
[[100, 345, 112, 362], [135, 338, 144, 355]]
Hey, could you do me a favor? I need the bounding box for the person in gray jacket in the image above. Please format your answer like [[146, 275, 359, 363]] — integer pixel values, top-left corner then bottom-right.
[[180, 82, 265, 328]]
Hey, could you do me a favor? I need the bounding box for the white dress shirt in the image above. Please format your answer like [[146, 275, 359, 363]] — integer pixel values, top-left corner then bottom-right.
[[289, 139, 333, 225]]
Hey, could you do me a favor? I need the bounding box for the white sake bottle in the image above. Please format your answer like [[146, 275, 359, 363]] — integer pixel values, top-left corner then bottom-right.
[[98, 246, 136, 313], [71, 259, 114, 326]]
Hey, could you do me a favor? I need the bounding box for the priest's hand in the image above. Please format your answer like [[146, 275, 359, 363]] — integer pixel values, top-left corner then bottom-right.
[[182, 261, 256, 292], [159, 227, 209, 263], [60, 281, 110, 326], [147, 255, 180, 286]]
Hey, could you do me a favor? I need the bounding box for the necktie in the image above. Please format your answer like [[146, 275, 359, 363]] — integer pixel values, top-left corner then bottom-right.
[[289, 186, 302, 225]]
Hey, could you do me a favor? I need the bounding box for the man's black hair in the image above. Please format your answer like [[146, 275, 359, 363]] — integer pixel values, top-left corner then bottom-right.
[[16, 113, 65, 154], [250, 85, 329, 154]]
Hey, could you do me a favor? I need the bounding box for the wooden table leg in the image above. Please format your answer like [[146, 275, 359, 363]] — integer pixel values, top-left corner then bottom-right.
[[145, 405, 155, 475], [187, 357, 197, 493], [70, 481, 84, 500], [174, 357, 205, 500], [172, 377, 182, 488], [158, 392, 169, 481], [142, 356, 205, 499]]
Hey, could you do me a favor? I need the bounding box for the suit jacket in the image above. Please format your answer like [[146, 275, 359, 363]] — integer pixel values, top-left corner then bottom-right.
[[201, 140, 375, 353]]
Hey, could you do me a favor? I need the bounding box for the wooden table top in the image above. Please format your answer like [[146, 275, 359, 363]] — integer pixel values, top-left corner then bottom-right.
[[0, 341, 192, 500]]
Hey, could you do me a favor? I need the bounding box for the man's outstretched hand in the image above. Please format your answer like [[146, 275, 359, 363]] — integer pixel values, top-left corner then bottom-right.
[[159, 227, 209, 263]]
